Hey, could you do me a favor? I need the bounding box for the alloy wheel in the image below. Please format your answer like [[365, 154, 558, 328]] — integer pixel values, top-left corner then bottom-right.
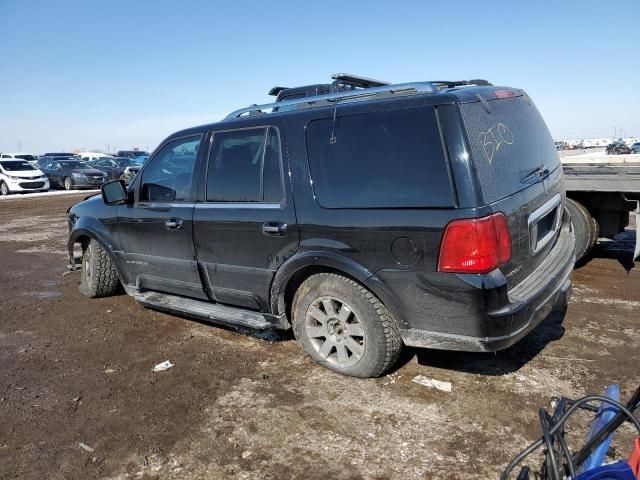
[[305, 296, 365, 368]]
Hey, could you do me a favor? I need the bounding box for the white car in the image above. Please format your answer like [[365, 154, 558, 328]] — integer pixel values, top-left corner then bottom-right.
[[0, 152, 39, 166], [77, 152, 112, 162], [0, 159, 50, 195]]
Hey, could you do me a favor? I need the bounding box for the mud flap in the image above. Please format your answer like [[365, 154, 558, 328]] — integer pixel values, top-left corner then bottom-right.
[[634, 209, 640, 261], [622, 195, 640, 261]]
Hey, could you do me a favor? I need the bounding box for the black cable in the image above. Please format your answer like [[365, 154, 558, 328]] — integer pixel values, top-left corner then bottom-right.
[[501, 395, 640, 480], [539, 408, 560, 480]]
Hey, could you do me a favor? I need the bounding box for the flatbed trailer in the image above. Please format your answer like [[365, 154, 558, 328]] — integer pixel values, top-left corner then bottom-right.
[[562, 162, 640, 260]]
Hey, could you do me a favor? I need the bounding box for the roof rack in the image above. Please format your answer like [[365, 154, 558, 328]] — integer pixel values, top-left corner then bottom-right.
[[226, 76, 493, 120], [430, 79, 493, 89], [226, 82, 436, 120], [330, 73, 389, 89]]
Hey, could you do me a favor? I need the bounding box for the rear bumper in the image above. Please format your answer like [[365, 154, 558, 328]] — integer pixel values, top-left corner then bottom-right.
[[399, 216, 575, 352]]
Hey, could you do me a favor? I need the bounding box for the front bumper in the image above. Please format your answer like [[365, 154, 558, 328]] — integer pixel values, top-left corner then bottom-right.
[[7, 178, 50, 192], [72, 176, 105, 188], [400, 219, 576, 352]]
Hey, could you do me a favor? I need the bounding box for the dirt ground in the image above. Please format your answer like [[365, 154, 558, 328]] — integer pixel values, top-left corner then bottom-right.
[[0, 193, 638, 480]]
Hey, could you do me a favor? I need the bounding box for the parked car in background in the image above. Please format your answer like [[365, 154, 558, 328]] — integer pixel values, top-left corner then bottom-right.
[[40, 159, 106, 190], [42, 152, 76, 158], [630, 142, 640, 154], [0, 159, 49, 195], [68, 74, 575, 378], [0, 152, 39, 166], [88, 156, 143, 183], [78, 152, 113, 162], [38, 154, 74, 168], [606, 142, 631, 154], [116, 150, 149, 161]]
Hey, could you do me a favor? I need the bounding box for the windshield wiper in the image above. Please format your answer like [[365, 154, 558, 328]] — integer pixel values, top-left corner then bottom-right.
[[521, 164, 550, 184]]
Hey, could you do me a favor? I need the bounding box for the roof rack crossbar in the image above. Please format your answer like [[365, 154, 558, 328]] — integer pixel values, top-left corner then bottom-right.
[[430, 79, 493, 88], [225, 82, 436, 120]]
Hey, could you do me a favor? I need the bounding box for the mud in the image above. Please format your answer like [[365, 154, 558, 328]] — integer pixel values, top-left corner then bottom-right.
[[0, 194, 638, 479]]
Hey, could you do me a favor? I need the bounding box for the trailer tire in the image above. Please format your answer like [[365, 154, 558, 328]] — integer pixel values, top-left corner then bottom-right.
[[566, 198, 597, 261]]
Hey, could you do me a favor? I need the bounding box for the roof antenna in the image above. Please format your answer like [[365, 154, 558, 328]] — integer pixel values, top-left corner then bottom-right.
[[329, 103, 338, 144]]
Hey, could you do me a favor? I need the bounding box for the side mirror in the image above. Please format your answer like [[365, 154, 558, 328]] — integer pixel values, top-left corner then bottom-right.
[[101, 180, 127, 205]]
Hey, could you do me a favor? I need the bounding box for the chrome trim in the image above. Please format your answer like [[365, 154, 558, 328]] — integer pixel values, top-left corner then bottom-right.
[[225, 82, 437, 119], [195, 202, 282, 210], [528, 193, 562, 254], [134, 202, 283, 209], [137, 202, 196, 209]]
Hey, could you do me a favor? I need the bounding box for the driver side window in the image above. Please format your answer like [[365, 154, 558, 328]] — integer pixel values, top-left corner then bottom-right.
[[139, 135, 201, 203]]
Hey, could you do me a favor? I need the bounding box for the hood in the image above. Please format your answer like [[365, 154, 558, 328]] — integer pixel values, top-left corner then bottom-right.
[[3, 169, 44, 178]]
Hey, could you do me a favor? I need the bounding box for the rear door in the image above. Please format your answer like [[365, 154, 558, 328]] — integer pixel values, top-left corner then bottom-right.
[[459, 92, 564, 287], [192, 124, 299, 312]]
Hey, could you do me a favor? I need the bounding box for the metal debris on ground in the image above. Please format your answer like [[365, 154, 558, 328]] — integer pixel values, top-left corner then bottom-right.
[[78, 442, 95, 453], [152, 361, 174, 372], [412, 375, 452, 392]]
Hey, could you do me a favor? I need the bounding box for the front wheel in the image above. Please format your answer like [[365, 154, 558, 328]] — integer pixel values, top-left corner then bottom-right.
[[0, 181, 9, 196], [64, 177, 73, 190], [292, 273, 402, 378], [79, 240, 121, 298]]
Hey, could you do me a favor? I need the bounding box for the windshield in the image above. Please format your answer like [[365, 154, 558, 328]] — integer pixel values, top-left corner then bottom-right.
[[14, 154, 37, 161], [0, 161, 37, 171], [59, 161, 88, 169], [115, 158, 141, 167]]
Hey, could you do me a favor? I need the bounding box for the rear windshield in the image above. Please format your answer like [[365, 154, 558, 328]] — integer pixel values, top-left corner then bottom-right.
[[460, 95, 559, 203], [305, 107, 454, 209]]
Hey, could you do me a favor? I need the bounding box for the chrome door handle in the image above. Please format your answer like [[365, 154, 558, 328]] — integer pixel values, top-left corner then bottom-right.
[[165, 218, 183, 230], [262, 222, 287, 236]]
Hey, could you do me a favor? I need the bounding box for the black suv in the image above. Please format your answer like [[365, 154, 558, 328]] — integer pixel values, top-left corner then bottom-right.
[[67, 75, 575, 378]]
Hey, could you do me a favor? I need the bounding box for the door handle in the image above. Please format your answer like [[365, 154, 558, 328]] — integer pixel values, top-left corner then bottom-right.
[[262, 222, 287, 236], [165, 218, 183, 230]]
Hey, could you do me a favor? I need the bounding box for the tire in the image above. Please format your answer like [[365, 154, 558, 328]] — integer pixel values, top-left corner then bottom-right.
[[292, 273, 402, 378], [79, 239, 120, 298], [0, 181, 9, 196], [64, 177, 73, 190], [565, 198, 598, 261]]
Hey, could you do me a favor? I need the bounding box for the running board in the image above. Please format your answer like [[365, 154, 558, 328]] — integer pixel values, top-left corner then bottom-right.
[[135, 291, 275, 331]]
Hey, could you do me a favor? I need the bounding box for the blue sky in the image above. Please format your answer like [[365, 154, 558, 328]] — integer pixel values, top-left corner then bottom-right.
[[0, 0, 638, 153]]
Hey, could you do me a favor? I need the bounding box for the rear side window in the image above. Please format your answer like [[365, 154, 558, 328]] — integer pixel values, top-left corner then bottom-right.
[[206, 127, 284, 203], [460, 95, 560, 203], [305, 107, 453, 208]]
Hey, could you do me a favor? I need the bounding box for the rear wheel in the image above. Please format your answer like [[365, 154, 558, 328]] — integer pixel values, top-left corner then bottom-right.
[[0, 181, 9, 196], [292, 273, 402, 378], [79, 240, 120, 298], [566, 198, 598, 261], [64, 177, 73, 190]]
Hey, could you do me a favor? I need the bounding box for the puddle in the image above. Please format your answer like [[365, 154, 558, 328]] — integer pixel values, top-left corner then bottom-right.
[[33, 291, 62, 299]]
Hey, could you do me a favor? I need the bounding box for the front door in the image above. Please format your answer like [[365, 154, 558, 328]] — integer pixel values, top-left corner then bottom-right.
[[115, 134, 206, 299], [192, 125, 299, 311]]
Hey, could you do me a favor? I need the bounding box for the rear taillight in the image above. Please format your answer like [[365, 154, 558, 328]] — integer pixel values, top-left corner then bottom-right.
[[438, 213, 511, 274]]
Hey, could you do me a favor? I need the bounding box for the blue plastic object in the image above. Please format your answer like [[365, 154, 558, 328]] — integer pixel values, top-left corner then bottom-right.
[[575, 461, 636, 480], [580, 385, 621, 474]]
